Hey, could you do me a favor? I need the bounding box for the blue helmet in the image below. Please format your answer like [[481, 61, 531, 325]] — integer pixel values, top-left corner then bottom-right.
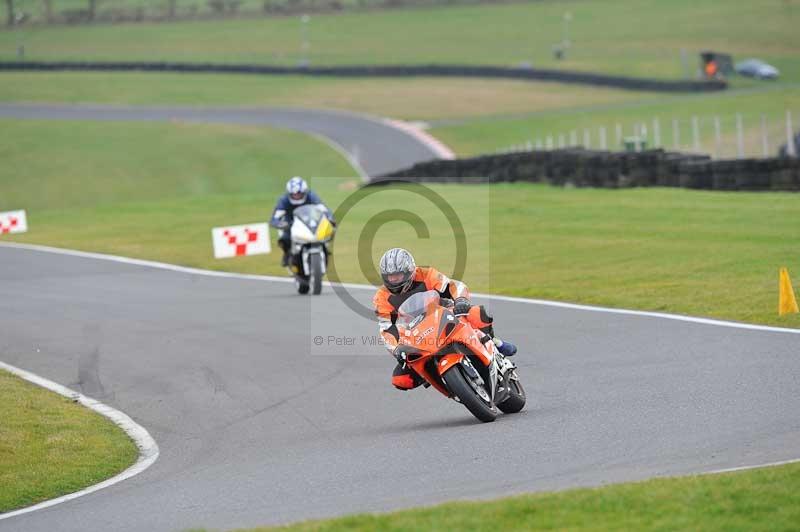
[[286, 176, 309, 205]]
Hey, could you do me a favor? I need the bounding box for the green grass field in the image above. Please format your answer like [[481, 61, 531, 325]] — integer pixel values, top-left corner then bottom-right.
[[0, 71, 660, 121], [432, 84, 800, 156], [0, 72, 795, 157], [0, 118, 355, 211], [238, 462, 800, 531], [2, 0, 799, 160], [0, 369, 138, 513], [2, 0, 799, 82], [2, 118, 798, 329]]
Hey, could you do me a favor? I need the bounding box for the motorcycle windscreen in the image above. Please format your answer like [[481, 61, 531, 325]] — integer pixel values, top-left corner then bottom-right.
[[396, 290, 440, 330]]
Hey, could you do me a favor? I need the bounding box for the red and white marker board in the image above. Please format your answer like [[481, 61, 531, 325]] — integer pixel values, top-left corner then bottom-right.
[[211, 223, 271, 259], [0, 210, 27, 235]]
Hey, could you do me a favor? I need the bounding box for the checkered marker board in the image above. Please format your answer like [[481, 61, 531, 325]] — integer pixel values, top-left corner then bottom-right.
[[0, 210, 27, 235], [211, 223, 271, 259]]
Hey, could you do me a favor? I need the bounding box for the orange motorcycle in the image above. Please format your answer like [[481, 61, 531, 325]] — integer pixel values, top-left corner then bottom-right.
[[394, 290, 526, 422]]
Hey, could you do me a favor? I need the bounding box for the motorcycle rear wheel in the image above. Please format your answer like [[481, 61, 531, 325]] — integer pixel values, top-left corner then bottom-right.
[[442, 365, 497, 423]]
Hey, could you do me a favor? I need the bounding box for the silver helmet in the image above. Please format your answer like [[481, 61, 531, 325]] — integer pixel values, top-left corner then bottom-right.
[[379, 248, 416, 294]]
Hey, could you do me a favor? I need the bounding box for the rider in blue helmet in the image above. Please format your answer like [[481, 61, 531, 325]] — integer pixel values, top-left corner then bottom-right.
[[270, 177, 332, 267]]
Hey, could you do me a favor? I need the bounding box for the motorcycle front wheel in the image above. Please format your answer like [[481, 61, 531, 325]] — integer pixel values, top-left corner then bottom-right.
[[442, 365, 497, 423], [295, 277, 310, 295], [497, 371, 526, 414], [309, 253, 323, 295]]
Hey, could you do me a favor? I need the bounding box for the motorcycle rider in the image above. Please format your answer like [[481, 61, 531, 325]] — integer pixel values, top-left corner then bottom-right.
[[374, 247, 518, 391], [270, 177, 332, 267]]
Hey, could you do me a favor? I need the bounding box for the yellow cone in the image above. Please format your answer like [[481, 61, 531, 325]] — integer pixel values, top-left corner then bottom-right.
[[779, 267, 799, 316]]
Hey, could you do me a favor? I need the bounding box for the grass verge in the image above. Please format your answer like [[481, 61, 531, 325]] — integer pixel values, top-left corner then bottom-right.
[[238, 462, 800, 531], [0, 72, 657, 121], [0, 369, 139, 513], [432, 85, 800, 156], [1, 119, 798, 329], [0, 118, 356, 211]]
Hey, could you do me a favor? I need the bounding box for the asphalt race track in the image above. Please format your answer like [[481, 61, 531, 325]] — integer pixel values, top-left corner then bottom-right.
[[1, 102, 799, 531], [0, 103, 445, 176], [1, 244, 799, 531]]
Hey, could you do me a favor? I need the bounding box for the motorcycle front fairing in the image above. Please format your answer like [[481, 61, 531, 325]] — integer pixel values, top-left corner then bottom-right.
[[397, 290, 498, 401], [289, 205, 333, 275]]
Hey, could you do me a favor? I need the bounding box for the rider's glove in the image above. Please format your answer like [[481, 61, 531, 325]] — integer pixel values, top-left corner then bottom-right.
[[275, 219, 289, 230], [392, 345, 407, 365], [453, 297, 472, 316]]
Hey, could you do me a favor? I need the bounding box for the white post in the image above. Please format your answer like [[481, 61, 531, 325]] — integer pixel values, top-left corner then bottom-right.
[[641, 124, 648, 150], [599, 126, 607, 150], [761, 115, 769, 157], [692, 116, 701, 152], [633, 123, 642, 152], [569, 130, 577, 146], [526, 140, 533, 151], [652, 118, 660, 148], [615, 123, 623, 149], [714, 116, 722, 158], [558, 134, 566, 149], [583, 128, 591, 149], [546, 135, 554, 150], [736, 113, 744, 159], [535, 139, 543, 150], [786, 110, 797, 157], [673, 118, 680, 150], [300, 15, 311, 65]]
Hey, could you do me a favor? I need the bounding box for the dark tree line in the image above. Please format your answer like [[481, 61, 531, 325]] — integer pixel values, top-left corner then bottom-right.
[[5, 0, 458, 25]]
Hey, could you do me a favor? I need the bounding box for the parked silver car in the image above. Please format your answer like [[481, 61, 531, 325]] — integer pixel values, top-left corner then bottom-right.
[[735, 59, 780, 80]]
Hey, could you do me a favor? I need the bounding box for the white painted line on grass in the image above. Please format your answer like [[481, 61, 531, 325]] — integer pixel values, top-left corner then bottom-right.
[[0, 361, 159, 522], [1, 241, 798, 336]]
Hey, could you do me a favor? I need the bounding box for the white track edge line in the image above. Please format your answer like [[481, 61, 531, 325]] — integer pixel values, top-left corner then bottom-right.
[[0, 360, 159, 522], [1, 240, 799, 517], [1, 240, 798, 336], [703, 457, 800, 476]]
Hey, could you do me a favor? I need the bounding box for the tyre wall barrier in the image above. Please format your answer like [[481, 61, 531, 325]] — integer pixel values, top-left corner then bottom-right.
[[373, 148, 800, 191], [0, 61, 727, 92]]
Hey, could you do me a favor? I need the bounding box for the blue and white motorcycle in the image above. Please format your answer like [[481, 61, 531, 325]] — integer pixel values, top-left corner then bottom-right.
[[286, 204, 336, 295]]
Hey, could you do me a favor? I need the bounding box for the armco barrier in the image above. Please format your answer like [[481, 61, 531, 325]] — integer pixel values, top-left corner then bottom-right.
[[0, 61, 727, 92], [373, 149, 800, 191]]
